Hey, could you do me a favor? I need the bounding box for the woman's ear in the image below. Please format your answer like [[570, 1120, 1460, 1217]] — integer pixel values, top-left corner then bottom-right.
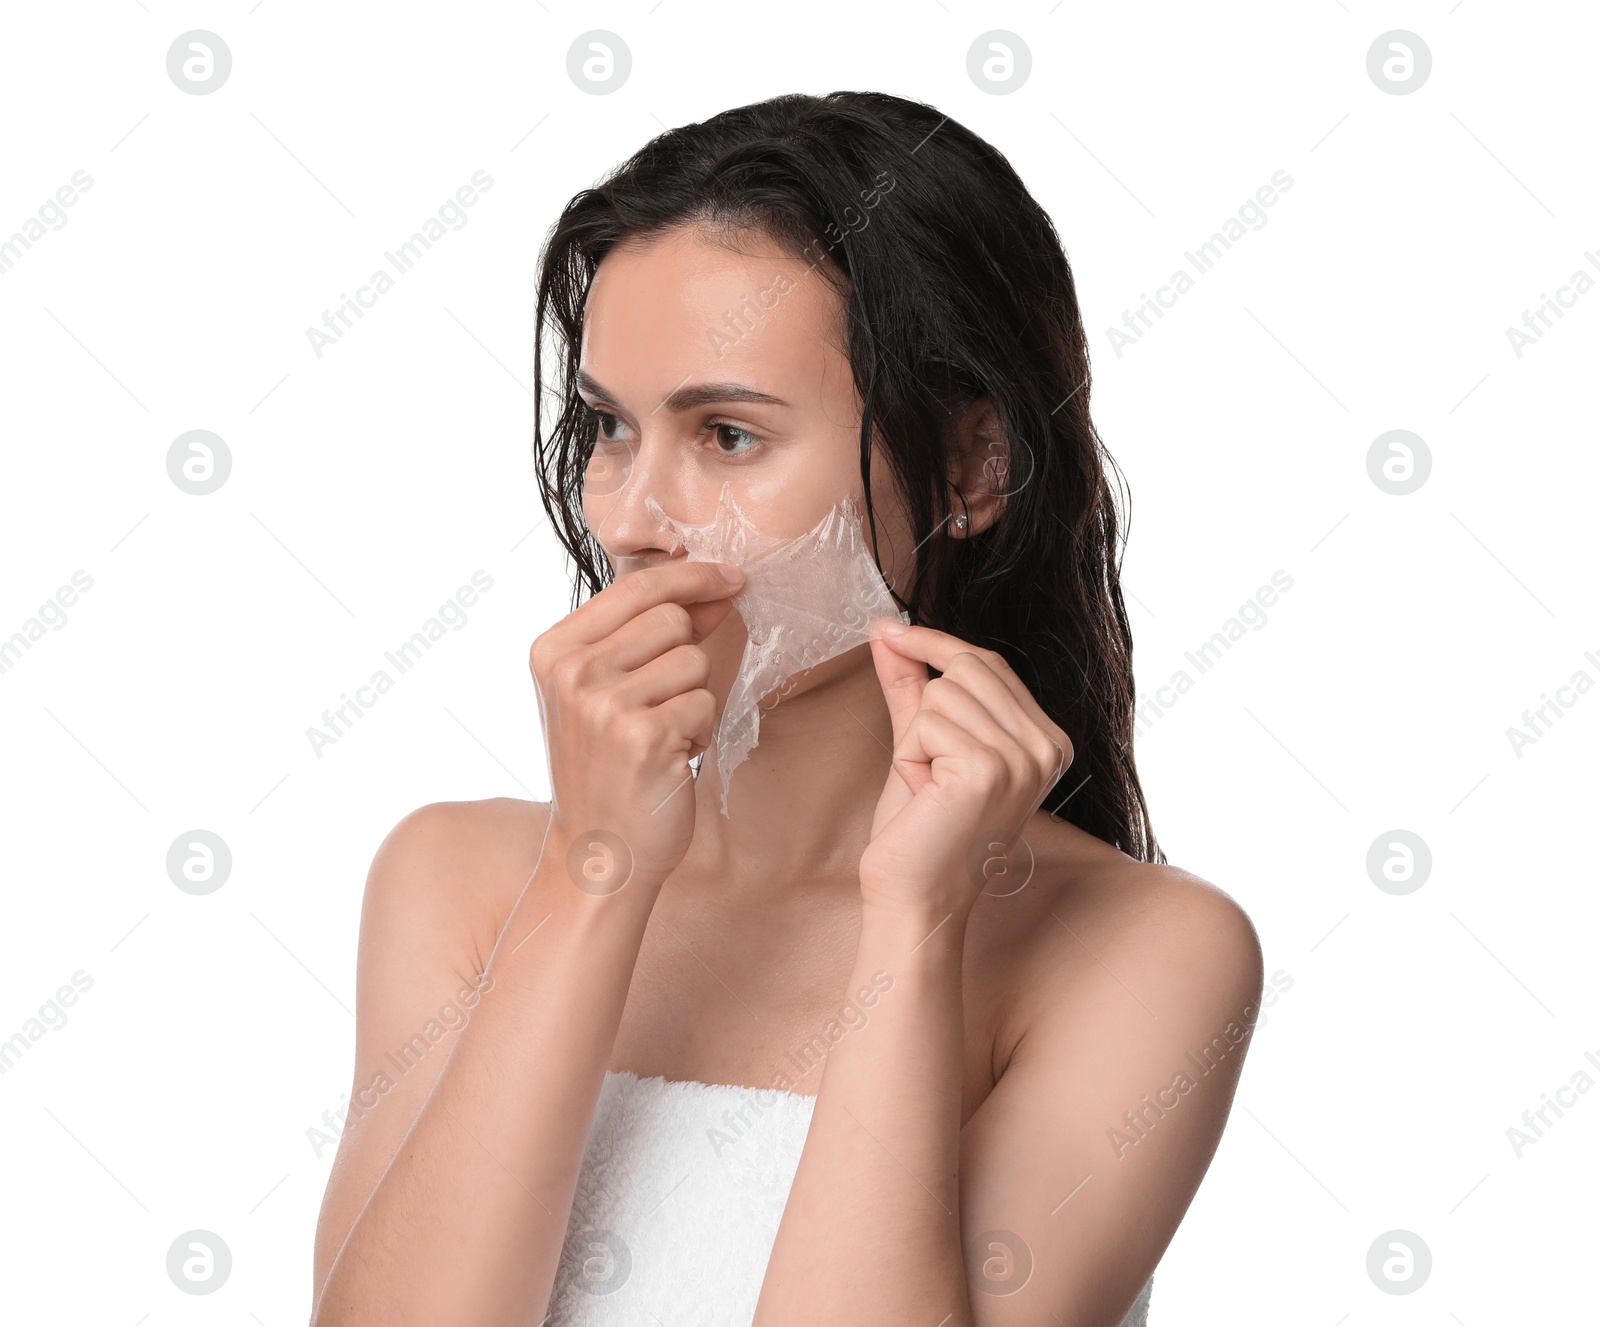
[[944, 395, 1008, 537]]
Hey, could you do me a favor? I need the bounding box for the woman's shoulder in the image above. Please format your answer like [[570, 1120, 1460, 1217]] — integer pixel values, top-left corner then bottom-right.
[[373, 796, 551, 885], [975, 816, 1265, 1062], [365, 796, 553, 971]]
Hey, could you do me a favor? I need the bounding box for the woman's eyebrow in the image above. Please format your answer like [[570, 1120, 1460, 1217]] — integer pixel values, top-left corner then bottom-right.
[[577, 370, 789, 413]]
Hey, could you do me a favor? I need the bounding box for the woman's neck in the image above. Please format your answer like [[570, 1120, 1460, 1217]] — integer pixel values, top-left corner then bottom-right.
[[673, 655, 895, 902]]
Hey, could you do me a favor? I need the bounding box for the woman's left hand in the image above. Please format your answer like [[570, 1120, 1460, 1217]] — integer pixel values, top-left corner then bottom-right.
[[859, 621, 1074, 918]]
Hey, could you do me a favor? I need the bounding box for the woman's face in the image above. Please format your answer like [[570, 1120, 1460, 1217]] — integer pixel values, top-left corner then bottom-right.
[[577, 224, 917, 701]]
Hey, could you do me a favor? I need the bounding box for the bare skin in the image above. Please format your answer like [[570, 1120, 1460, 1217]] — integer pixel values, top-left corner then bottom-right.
[[309, 226, 1264, 1326]]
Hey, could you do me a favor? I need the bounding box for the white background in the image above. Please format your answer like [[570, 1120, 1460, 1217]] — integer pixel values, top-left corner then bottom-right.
[[1, 2, 1594, 1322]]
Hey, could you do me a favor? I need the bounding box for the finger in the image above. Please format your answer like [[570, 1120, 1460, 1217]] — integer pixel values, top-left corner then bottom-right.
[[613, 642, 712, 708], [570, 560, 746, 647], [936, 653, 1067, 785], [902, 654, 1066, 798], [654, 687, 719, 757], [869, 635, 927, 748], [878, 626, 1071, 767], [886, 645, 1052, 788], [892, 708, 1003, 797], [681, 593, 739, 648], [875, 625, 1032, 712], [918, 676, 1031, 779], [607, 597, 735, 673]]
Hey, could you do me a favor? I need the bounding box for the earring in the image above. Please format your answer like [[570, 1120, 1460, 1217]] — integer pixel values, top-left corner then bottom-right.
[[953, 514, 969, 532]]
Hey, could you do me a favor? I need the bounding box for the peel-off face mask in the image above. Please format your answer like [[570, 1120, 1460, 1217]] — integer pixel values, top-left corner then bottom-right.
[[642, 483, 909, 816]]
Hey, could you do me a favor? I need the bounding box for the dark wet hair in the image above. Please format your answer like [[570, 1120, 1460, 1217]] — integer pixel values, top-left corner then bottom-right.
[[532, 90, 1161, 863]]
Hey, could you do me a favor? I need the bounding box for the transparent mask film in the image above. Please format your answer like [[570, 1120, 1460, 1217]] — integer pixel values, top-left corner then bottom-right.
[[585, 445, 908, 815]]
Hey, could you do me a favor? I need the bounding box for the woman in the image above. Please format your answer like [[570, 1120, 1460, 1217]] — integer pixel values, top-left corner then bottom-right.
[[310, 90, 1263, 1326]]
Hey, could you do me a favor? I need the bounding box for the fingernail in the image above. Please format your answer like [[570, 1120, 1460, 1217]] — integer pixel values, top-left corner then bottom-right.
[[717, 563, 744, 585], [880, 619, 908, 635]]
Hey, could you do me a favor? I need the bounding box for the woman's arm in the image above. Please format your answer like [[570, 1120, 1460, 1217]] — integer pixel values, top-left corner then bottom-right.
[[751, 622, 1263, 1325], [753, 895, 972, 1324], [312, 559, 743, 1324], [309, 798, 535, 1300], [956, 869, 1263, 1325], [311, 803, 665, 1325], [754, 868, 1263, 1327]]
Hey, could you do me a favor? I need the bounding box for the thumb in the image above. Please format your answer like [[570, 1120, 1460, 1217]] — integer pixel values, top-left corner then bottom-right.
[[869, 630, 927, 749]]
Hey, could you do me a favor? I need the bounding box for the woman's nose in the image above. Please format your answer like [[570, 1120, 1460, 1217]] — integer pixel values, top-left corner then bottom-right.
[[586, 436, 684, 560]]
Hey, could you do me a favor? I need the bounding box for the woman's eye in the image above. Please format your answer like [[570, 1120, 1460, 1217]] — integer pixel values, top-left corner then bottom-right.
[[593, 409, 626, 443], [709, 422, 760, 455]]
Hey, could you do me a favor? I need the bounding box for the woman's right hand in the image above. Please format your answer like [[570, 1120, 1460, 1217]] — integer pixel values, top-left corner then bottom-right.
[[529, 559, 745, 892]]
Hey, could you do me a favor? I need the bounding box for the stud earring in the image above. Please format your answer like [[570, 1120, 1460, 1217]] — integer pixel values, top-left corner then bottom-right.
[[953, 514, 969, 532]]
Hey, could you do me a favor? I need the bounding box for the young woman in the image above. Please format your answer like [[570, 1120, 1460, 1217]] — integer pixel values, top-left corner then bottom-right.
[[310, 91, 1263, 1327]]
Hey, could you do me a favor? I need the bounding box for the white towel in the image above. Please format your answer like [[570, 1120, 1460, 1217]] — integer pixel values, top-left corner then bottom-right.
[[547, 1070, 1152, 1326]]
